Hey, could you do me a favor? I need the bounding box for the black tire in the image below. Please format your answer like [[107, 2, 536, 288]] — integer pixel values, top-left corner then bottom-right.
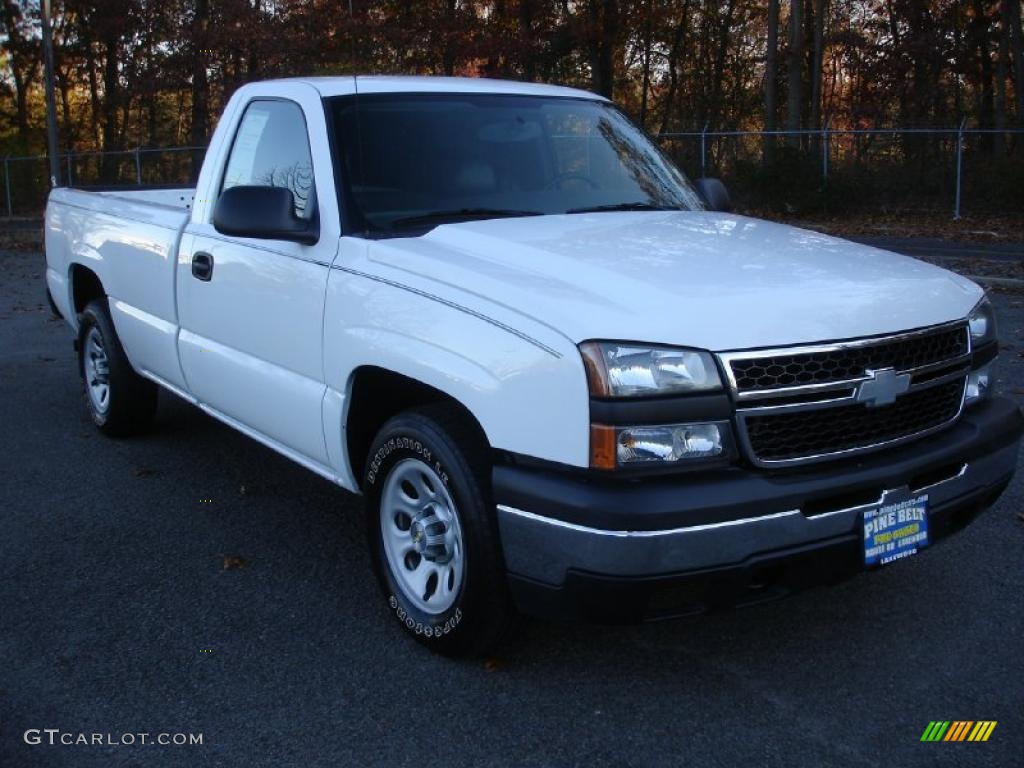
[[77, 299, 158, 436], [364, 404, 513, 657]]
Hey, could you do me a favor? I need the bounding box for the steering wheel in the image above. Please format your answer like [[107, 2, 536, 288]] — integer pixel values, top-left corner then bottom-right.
[[545, 172, 599, 190]]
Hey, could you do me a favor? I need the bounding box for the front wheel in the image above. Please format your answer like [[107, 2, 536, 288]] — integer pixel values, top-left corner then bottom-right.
[[363, 405, 512, 657]]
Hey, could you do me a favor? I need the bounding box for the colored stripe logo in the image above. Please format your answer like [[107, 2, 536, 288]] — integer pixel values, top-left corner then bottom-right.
[[920, 721, 997, 742]]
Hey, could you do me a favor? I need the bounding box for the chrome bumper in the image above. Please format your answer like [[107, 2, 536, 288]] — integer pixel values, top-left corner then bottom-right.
[[497, 440, 1018, 586]]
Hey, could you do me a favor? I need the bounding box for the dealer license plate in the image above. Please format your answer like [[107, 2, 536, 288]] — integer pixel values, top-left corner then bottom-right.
[[863, 494, 930, 567]]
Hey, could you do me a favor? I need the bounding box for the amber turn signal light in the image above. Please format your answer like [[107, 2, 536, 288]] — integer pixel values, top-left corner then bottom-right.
[[589, 424, 617, 470]]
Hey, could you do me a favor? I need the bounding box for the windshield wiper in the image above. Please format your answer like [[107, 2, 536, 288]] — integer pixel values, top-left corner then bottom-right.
[[565, 202, 683, 214], [390, 208, 544, 228]]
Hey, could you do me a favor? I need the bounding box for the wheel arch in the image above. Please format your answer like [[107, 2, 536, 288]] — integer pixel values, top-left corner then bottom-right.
[[68, 262, 106, 318], [344, 365, 490, 488]]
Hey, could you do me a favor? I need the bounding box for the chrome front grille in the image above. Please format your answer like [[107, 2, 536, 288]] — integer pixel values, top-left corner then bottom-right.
[[728, 325, 968, 393], [719, 322, 971, 468]]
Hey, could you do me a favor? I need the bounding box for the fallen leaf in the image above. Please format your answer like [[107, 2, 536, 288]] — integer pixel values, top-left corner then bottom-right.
[[132, 467, 157, 478], [222, 555, 248, 571], [483, 658, 504, 671]]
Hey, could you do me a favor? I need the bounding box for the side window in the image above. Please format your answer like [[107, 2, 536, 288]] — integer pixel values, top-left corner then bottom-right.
[[222, 100, 315, 218]]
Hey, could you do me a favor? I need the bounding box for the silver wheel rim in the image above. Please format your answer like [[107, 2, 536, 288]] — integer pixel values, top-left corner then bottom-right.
[[84, 327, 111, 415], [380, 458, 465, 615]]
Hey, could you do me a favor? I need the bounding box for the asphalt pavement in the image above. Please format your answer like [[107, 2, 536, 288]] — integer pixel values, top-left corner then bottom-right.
[[1, 246, 1022, 767]]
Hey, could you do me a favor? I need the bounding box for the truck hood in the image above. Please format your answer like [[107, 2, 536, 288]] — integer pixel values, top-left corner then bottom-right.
[[367, 212, 982, 351]]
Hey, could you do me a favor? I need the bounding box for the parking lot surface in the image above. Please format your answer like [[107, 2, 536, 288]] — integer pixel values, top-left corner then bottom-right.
[[1, 247, 1022, 767]]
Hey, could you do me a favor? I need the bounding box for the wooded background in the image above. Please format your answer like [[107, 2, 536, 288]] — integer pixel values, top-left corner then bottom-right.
[[2, 1, 1023, 214]]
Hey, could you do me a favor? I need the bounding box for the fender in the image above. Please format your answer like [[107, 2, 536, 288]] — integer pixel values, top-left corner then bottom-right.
[[322, 262, 591, 488]]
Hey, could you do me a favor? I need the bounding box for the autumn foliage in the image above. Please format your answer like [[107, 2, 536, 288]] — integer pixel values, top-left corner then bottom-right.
[[1, 1, 1023, 214]]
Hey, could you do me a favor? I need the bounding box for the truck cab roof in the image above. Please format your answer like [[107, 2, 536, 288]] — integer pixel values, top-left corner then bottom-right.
[[248, 75, 607, 101]]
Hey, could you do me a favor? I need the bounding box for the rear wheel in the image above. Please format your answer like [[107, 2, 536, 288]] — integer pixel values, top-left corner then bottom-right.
[[363, 404, 512, 657], [78, 299, 157, 436]]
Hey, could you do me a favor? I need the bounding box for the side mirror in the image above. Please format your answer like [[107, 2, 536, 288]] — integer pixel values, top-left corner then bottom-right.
[[694, 177, 732, 213], [213, 185, 319, 245]]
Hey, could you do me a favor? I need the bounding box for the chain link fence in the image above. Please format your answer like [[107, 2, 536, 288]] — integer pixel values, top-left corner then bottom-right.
[[2, 129, 1022, 219], [657, 127, 1024, 219], [1, 146, 206, 216]]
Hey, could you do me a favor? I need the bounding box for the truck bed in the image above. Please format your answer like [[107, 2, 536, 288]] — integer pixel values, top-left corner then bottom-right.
[[45, 186, 195, 394], [90, 187, 196, 212]]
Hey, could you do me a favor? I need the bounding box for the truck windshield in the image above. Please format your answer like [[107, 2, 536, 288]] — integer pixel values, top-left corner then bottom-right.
[[327, 92, 704, 235]]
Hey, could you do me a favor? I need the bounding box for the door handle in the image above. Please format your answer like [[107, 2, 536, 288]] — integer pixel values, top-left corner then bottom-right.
[[192, 251, 214, 281]]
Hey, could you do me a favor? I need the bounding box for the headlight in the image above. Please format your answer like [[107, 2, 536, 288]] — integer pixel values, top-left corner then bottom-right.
[[615, 422, 727, 464], [968, 297, 997, 347], [580, 342, 723, 397]]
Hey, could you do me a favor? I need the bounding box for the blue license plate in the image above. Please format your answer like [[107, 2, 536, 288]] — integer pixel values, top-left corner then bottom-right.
[[863, 494, 930, 567]]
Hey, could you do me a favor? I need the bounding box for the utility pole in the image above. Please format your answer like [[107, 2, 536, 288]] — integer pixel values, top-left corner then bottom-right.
[[40, 0, 62, 187]]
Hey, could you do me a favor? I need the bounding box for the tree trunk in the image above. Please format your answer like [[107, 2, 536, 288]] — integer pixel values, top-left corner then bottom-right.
[[706, 0, 737, 131], [972, 0, 995, 153], [100, 32, 122, 183], [809, 0, 827, 131], [79, 14, 103, 149], [586, 0, 618, 99], [995, 0, 1011, 153], [764, 0, 779, 162], [1009, 0, 1024, 125], [638, 0, 653, 128], [657, 2, 692, 135], [57, 68, 74, 149], [519, 0, 535, 81], [442, 0, 457, 76], [786, 0, 803, 146]]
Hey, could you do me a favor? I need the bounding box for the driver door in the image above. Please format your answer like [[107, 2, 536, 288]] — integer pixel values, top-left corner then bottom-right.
[[177, 95, 339, 466]]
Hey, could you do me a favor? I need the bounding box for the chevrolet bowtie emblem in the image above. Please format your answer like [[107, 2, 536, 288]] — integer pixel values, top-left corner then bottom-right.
[[855, 367, 911, 407]]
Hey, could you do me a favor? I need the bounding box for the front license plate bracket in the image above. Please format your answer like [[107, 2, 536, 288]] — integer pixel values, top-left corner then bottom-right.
[[863, 493, 930, 567]]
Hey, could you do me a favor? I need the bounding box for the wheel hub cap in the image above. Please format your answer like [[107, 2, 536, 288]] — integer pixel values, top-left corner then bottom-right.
[[409, 506, 454, 563], [84, 327, 111, 414], [380, 459, 465, 615]]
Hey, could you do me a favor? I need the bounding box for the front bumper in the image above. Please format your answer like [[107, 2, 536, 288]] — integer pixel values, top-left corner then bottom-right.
[[494, 396, 1022, 623]]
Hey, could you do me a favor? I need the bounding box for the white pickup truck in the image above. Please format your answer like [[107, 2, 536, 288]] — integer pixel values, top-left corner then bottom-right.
[[46, 76, 1021, 656]]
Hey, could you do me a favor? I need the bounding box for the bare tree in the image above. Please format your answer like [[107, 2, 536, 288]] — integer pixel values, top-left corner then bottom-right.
[[809, 0, 828, 131], [1009, 0, 1024, 125], [638, 0, 653, 128], [995, 0, 1010, 152], [764, 0, 779, 161], [657, 1, 692, 135], [786, 0, 803, 145], [586, 0, 618, 99]]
